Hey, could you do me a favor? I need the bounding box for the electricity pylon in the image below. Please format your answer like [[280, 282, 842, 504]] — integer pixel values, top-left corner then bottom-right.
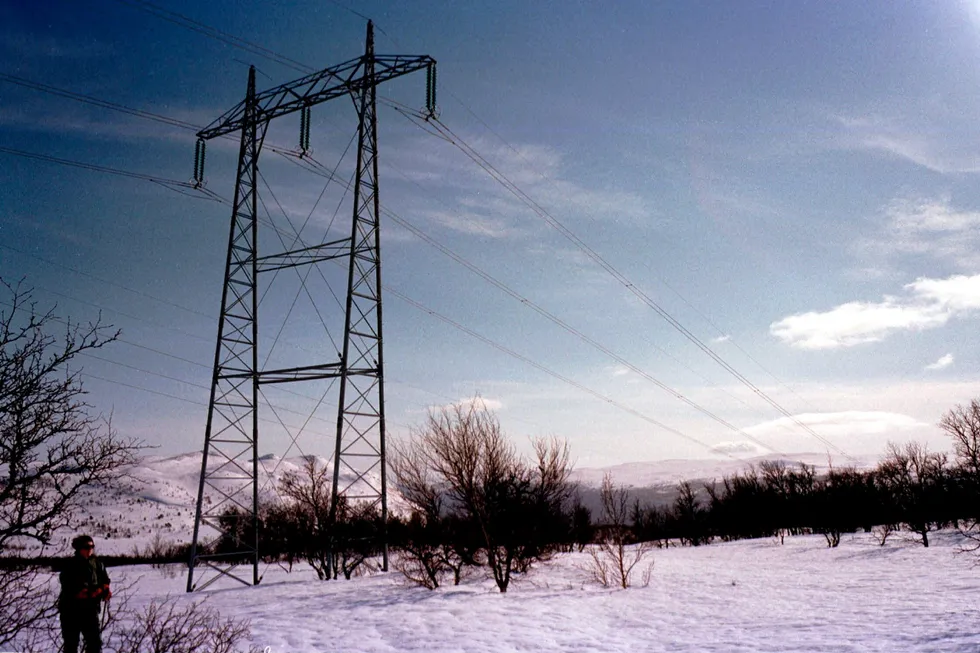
[[187, 21, 436, 592]]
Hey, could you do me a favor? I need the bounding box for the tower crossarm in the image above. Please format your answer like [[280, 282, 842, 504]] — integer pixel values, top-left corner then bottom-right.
[[197, 54, 436, 140], [255, 362, 344, 384], [255, 237, 353, 272]]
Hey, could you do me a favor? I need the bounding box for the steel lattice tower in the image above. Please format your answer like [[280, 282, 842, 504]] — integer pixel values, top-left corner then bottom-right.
[[187, 22, 436, 592]]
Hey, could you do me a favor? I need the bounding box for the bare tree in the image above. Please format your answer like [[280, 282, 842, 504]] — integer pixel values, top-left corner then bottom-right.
[[0, 280, 141, 647], [390, 438, 476, 589], [940, 400, 980, 481], [939, 401, 980, 557], [586, 473, 652, 589], [673, 481, 710, 546], [877, 442, 947, 547], [394, 401, 572, 592], [278, 456, 341, 580]]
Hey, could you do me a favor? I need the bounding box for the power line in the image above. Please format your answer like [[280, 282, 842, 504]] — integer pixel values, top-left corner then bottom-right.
[[438, 89, 832, 433], [1, 243, 216, 321], [271, 141, 788, 453], [0, 72, 199, 131], [249, 150, 775, 458], [372, 190, 786, 455], [2, 69, 805, 454], [3, 239, 750, 464], [7, 14, 845, 459], [0, 145, 228, 204], [0, 72, 327, 173], [110, 0, 315, 75], [413, 115, 854, 460], [97, 0, 811, 458], [6, 66, 739, 450], [386, 287, 745, 461], [376, 108, 803, 443]]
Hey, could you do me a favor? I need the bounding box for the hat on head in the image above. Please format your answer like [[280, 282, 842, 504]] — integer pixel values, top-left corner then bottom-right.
[[71, 535, 94, 551]]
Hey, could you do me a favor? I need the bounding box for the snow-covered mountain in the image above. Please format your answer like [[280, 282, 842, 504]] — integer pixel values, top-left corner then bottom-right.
[[571, 451, 878, 488], [37, 452, 361, 556]]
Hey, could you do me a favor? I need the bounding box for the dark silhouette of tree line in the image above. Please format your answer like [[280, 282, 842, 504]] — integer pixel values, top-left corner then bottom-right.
[[631, 413, 980, 549]]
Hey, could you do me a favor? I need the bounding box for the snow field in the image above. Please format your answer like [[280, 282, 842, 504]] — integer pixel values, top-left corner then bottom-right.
[[95, 530, 980, 653]]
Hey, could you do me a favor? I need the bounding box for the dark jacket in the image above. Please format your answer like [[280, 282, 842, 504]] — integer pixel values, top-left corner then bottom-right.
[[58, 554, 110, 612]]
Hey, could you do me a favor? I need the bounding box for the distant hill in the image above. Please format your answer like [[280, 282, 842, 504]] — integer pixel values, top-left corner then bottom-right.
[[18, 451, 876, 556], [570, 452, 878, 516]]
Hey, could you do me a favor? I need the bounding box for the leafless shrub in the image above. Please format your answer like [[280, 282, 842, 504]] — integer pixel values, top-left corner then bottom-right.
[[957, 519, 980, 562], [0, 562, 59, 651], [872, 523, 898, 547], [585, 473, 653, 589], [106, 596, 261, 653], [393, 547, 442, 590]]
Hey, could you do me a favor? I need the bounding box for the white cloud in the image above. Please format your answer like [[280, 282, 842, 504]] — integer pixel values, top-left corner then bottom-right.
[[925, 354, 954, 371], [710, 440, 767, 456], [711, 335, 731, 344], [770, 273, 980, 349], [745, 411, 925, 444], [733, 410, 930, 462], [906, 275, 980, 311], [867, 197, 980, 270], [770, 298, 947, 349]]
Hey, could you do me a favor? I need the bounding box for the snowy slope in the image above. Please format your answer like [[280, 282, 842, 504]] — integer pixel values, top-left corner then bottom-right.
[[42, 452, 374, 555]]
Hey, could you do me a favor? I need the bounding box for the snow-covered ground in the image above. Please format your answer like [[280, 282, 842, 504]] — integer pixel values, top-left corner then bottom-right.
[[77, 530, 980, 653]]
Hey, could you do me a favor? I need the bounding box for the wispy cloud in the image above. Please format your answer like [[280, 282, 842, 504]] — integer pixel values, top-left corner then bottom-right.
[[863, 197, 980, 270], [441, 396, 504, 412], [835, 113, 980, 174], [711, 335, 731, 344], [925, 353, 954, 371], [770, 273, 980, 349], [386, 133, 648, 240], [421, 209, 521, 238]]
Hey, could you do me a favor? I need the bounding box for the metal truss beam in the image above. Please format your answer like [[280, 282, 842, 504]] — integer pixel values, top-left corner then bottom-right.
[[188, 64, 265, 592], [331, 21, 389, 571], [198, 55, 434, 140]]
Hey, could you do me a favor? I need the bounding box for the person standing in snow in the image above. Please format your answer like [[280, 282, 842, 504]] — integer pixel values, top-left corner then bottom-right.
[[58, 534, 111, 653]]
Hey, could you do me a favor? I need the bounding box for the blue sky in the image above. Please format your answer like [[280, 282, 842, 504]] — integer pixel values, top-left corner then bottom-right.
[[3, 0, 980, 467]]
